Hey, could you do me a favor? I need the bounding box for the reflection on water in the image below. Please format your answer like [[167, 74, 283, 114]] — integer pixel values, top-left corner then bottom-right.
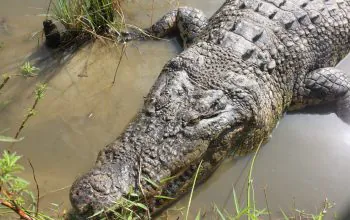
[[1, 0, 350, 219]]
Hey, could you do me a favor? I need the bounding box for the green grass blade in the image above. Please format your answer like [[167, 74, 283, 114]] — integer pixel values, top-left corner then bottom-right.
[[154, 195, 174, 200], [232, 187, 241, 214], [195, 210, 201, 220], [142, 176, 159, 189], [236, 207, 250, 220], [215, 205, 226, 220], [185, 160, 203, 220], [247, 140, 264, 219], [280, 208, 290, 220], [0, 136, 24, 143], [159, 175, 177, 184], [88, 209, 104, 219]]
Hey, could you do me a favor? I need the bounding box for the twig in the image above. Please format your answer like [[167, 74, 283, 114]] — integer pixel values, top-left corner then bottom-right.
[[28, 159, 40, 217], [79, 42, 95, 77], [14, 99, 38, 139], [0, 199, 33, 220], [264, 185, 272, 220], [137, 156, 151, 219], [14, 84, 46, 140], [112, 42, 127, 85], [151, 0, 155, 25], [39, 185, 71, 199], [46, 0, 53, 20], [0, 75, 10, 91]]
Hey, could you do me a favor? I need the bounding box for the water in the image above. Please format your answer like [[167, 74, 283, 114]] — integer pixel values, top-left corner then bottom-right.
[[1, 0, 350, 219]]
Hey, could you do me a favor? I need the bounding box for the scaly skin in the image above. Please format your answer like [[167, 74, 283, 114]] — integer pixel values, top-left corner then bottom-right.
[[69, 0, 350, 217]]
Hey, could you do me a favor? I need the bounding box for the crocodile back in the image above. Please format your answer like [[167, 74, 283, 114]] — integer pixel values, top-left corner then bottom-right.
[[197, 0, 350, 107]]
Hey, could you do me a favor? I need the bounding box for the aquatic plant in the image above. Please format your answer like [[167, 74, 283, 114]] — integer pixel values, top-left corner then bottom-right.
[[0, 151, 34, 220], [0, 151, 65, 220], [0, 82, 64, 219], [20, 62, 39, 77], [14, 83, 47, 139], [51, 0, 125, 41]]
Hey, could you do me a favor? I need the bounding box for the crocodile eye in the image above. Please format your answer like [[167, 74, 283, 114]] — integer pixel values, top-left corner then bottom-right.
[[187, 117, 200, 126]]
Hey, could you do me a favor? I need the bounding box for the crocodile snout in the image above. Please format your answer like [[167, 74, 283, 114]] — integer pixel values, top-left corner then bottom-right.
[[70, 161, 136, 215]]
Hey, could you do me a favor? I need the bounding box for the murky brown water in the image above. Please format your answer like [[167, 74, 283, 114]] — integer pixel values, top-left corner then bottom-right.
[[1, 0, 350, 219]]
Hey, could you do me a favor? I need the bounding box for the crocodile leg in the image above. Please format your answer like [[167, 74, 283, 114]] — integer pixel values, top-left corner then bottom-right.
[[291, 68, 350, 124], [146, 7, 208, 47]]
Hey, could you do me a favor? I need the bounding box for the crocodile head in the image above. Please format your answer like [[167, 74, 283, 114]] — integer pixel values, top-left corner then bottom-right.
[[70, 54, 251, 216]]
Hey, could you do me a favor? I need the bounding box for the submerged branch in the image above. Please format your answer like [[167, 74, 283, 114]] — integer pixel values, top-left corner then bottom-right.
[[0, 75, 10, 91], [112, 42, 127, 85]]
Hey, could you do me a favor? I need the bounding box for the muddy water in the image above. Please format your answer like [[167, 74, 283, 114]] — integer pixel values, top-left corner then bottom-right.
[[0, 0, 350, 219]]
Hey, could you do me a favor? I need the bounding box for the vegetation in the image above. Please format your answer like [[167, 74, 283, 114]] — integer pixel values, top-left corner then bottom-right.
[[20, 62, 39, 77], [210, 142, 268, 220], [0, 136, 23, 143], [51, 0, 125, 42], [14, 83, 47, 139], [88, 190, 150, 220], [0, 83, 59, 220], [280, 199, 335, 220], [185, 161, 203, 220], [0, 151, 53, 220]]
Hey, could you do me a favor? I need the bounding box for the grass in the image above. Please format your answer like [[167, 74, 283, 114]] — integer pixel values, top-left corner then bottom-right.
[[88, 193, 149, 220], [185, 160, 203, 220], [20, 62, 39, 77], [51, 0, 125, 42], [280, 198, 335, 220], [207, 141, 268, 220]]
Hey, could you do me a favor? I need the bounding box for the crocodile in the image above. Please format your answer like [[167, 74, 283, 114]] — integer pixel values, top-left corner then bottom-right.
[[69, 0, 350, 216]]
